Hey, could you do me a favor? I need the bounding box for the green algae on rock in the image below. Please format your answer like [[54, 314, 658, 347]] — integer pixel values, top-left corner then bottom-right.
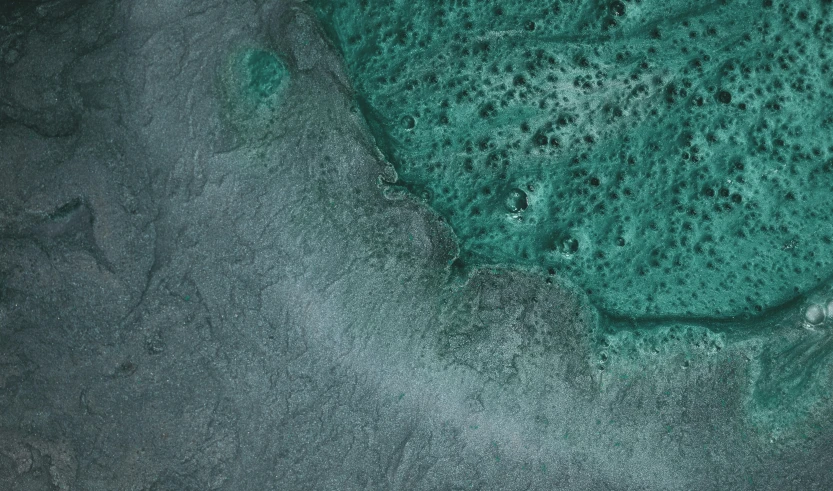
[[313, 0, 833, 319]]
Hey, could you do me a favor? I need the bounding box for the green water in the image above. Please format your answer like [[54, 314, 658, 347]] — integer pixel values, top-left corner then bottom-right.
[[220, 48, 289, 143], [244, 49, 287, 101], [313, 0, 833, 319]]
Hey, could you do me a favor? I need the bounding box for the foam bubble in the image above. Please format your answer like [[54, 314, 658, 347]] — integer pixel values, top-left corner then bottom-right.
[[804, 304, 825, 325], [401, 115, 416, 130], [504, 188, 528, 213]]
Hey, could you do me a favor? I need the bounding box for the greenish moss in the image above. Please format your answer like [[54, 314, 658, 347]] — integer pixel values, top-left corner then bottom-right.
[[313, 0, 833, 319]]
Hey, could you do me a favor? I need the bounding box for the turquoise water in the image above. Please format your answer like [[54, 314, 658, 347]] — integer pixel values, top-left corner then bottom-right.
[[313, 0, 833, 319]]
